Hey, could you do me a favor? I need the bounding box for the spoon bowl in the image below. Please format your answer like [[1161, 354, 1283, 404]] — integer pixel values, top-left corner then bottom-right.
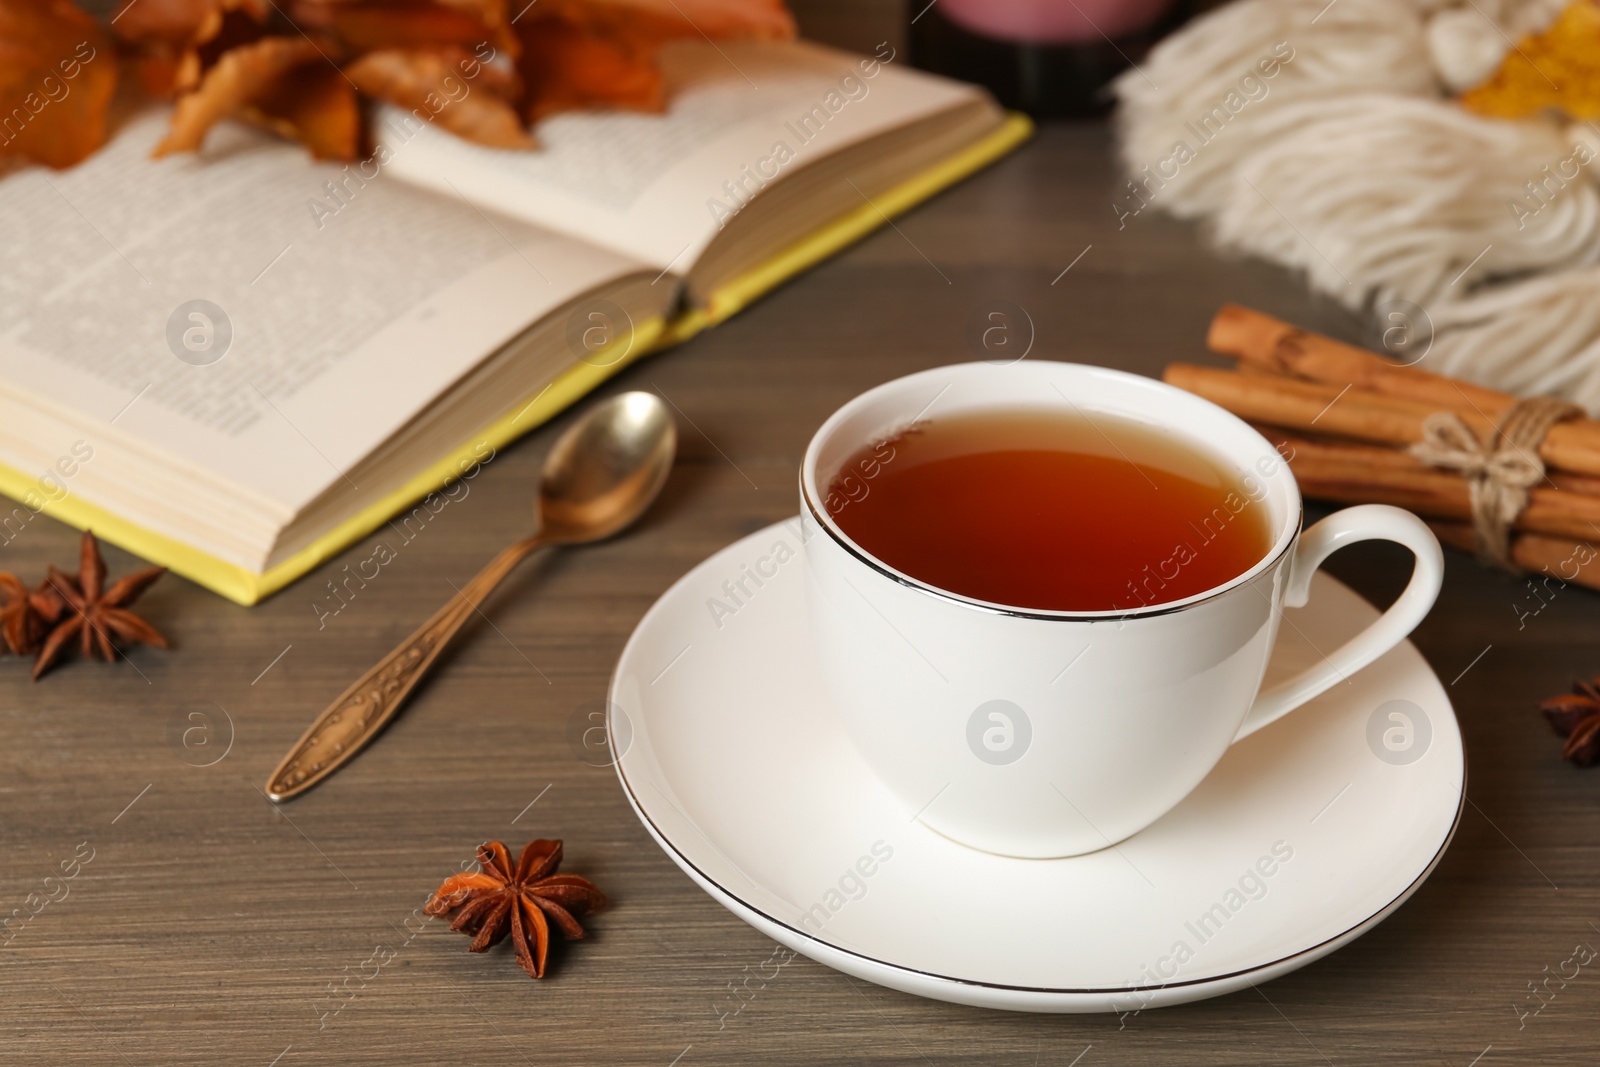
[[539, 391, 676, 544]]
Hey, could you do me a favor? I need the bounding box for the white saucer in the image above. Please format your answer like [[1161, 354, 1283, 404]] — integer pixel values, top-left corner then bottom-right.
[[609, 520, 1463, 1013]]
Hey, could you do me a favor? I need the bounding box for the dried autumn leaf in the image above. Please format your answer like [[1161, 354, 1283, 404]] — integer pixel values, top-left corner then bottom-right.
[[533, 0, 794, 40], [127, 48, 201, 98], [463, 49, 522, 101], [434, 0, 518, 56], [1460, 0, 1600, 120], [0, 0, 117, 168], [111, 0, 270, 49], [153, 36, 335, 156], [115, 0, 271, 98], [243, 62, 360, 160], [346, 47, 534, 148], [516, 0, 793, 120], [517, 20, 665, 119], [292, 0, 519, 59]]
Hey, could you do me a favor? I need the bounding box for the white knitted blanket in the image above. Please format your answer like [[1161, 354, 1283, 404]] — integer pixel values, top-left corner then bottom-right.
[[1113, 0, 1600, 407]]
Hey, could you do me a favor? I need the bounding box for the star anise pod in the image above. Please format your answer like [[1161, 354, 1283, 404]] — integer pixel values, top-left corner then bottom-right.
[[1540, 675, 1600, 767], [0, 573, 67, 657], [425, 839, 605, 978], [0, 573, 45, 655], [32, 532, 169, 681]]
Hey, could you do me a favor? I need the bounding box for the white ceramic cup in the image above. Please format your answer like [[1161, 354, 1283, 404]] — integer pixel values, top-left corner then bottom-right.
[[800, 361, 1444, 859]]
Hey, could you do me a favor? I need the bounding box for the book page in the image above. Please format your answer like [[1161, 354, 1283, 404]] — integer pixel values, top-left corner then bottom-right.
[[0, 111, 653, 512], [375, 39, 983, 271]]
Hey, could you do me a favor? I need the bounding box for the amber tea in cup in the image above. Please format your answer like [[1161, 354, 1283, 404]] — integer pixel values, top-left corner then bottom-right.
[[823, 407, 1275, 612]]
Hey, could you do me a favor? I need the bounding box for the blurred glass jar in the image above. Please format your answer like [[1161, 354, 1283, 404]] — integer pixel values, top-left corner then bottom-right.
[[943, 0, 1173, 43], [912, 0, 1185, 117]]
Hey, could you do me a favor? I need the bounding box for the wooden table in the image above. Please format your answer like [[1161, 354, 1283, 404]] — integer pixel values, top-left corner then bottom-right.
[[5, 114, 1597, 1067]]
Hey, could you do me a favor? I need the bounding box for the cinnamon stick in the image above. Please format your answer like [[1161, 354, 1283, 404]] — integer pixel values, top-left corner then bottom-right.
[[1249, 426, 1600, 543], [1550, 470, 1600, 497], [1205, 305, 1600, 475], [1429, 521, 1600, 591], [1251, 421, 1600, 498], [1254, 426, 1600, 497], [1166, 363, 1600, 479], [1208, 305, 1506, 411]]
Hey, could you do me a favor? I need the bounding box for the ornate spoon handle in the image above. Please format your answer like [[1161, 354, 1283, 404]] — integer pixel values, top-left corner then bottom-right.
[[265, 534, 544, 801]]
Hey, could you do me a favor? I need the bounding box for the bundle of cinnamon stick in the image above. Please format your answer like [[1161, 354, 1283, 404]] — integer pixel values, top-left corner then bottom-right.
[[1165, 306, 1600, 591]]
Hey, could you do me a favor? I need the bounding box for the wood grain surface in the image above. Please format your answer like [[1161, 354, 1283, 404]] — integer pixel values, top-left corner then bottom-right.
[[4, 47, 1598, 1067]]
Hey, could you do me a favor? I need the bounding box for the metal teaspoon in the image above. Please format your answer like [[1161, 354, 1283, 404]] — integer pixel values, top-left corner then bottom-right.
[[265, 391, 677, 801]]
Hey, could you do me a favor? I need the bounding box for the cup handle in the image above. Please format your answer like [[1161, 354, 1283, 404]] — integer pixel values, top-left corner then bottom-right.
[[1233, 504, 1444, 742]]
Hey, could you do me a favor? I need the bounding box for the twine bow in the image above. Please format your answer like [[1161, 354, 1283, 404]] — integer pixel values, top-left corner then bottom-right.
[[1408, 395, 1582, 570]]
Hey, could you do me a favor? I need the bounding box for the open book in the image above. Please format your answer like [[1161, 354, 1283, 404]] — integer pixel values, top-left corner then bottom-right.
[[0, 39, 1027, 604]]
